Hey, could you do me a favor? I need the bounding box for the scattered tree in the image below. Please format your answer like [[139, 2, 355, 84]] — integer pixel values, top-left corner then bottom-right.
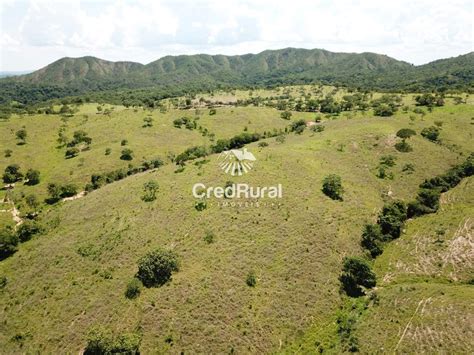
[[85, 326, 141, 354], [16, 221, 43, 243], [142, 180, 159, 202], [0, 228, 19, 260], [396, 128, 416, 139], [65, 147, 80, 159], [339, 257, 376, 297], [120, 148, 134, 161], [421, 126, 440, 142], [15, 129, 27, 144], [25, 169, 40, 185], [136, 249, 179, 287], [322, 174, 344, 200], [3, 164, 23, 183]]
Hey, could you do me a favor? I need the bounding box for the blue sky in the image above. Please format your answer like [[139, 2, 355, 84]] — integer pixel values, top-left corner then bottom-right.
[[0, 0, 472, 71]]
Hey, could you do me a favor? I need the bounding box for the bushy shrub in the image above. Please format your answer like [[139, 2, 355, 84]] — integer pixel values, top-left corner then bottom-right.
[[25, 169, 40, 185], [16, 221, 43, 243], [120, 148, 134, 160], [60, 183, 78, 197], [3, 164, 23, 183], [379, 155, 396, 167], [377, 201, 407, 240], [311, 125, 325, 133], [421, 126, 440, 142], [85, 326, 141, 354], [246, 271, 257, 287], [322, 174, 344, 201], [16, 129, 27, 144], [0, 276, 7, 289], [46, 183, 78, 202], [0, 228, 19, 260], [125, 278, 142, 299], [195, 200, 207, 211], [203, 231, 215, 244], [69, 130, 92, 146], [395, 139, 412, 152], [339, 257, 376, 297], [290, 119, 306, 134], [360, 224, 384, 258], [402, 163, 415, 173], [396, 128, 416, 139], [176, 146, 209, 164], [142, 180, 159, 202], [65, 147, 80, 159], [280, 111, 292, 120], [136, 249, 179, 287]]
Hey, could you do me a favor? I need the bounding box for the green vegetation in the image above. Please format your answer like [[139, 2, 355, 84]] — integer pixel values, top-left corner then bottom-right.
[[141, 180, 159, 202], [136, 249, 179, 287], [85, 326, 141, 354], [339, 257, 376, 297], [0, 228, 18, 260], [421, 126, 441, 142], [124, 278, 142, 299], [322, 174, 344, 200], [246, 271, 257, 287], [3, 164, 23, 183], [0, 83, 472, 353]]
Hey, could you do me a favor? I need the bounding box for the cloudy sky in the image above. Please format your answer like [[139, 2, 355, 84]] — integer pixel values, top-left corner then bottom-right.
[[0, 0, 472, 71]]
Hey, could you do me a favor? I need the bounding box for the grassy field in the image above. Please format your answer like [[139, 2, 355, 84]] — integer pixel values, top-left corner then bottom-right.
[[0, 87, 473, 352]]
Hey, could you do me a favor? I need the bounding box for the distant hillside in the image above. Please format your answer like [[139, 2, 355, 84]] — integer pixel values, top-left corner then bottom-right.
[[1, 48, 473, 104], [18, 56, 143, 84]]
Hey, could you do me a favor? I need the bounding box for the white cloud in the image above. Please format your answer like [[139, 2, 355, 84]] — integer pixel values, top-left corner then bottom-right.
[[0, 0, 472, 71]]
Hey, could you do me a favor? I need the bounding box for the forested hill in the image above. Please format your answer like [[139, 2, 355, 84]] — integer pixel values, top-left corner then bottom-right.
[[1, 48, 473, 104]]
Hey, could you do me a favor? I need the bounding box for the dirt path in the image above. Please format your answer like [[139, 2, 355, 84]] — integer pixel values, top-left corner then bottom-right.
[[394, 297, 432, 352], [0, 199, 23, 229], [62, 191, 86, 201]]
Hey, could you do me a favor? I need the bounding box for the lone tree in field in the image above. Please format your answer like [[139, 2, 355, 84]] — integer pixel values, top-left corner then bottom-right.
[[25, 169, 40, 185], [136, 249, 179, 287], [142, 180, 159, 202], [396, 128, 416, 139], [421, 126, 441, 142], [15, 129, 27, 144], [280, 111, 292, 120], [339, 257, 376, 297], [120, 148, 134, 161], [322, 174, 344, 200], [0, 228, 19, 260], [3, 164, 23, 183]]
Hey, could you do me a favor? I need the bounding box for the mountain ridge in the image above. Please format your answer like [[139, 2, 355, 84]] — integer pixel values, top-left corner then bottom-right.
[[1, 48, 472, 104]]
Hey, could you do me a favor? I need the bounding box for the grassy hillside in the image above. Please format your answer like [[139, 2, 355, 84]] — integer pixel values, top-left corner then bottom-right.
[[0, 89, 472, 352], [354, 177, 474, 353]]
